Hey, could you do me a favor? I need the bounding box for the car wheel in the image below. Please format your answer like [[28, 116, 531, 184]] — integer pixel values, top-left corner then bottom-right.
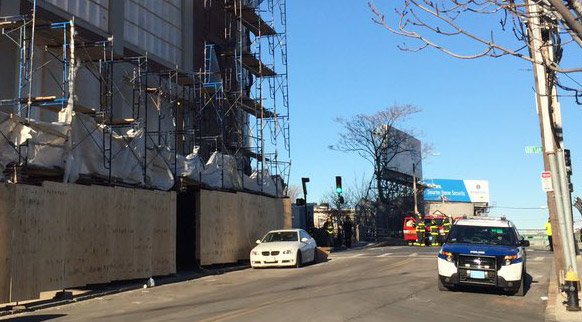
[[513, 269, 526, 296], [437, 277, 449, 291], [295, 251, 302, 268]]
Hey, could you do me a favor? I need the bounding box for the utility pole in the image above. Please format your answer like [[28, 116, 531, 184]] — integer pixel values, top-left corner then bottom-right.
[[412, 162, 418, 214], [525, 1, 579, 280]]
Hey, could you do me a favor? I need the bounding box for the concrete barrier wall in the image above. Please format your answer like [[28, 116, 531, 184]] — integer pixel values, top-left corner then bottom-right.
[[0, 182, 176, 303], [197, 190, 291, 266]]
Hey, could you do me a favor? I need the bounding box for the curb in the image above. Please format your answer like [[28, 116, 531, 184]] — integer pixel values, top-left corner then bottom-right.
[[546, 262, 558, 322]]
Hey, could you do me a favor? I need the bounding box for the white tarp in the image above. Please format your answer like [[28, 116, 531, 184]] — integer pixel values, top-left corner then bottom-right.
[[0, 111, 284, 195], [177, 150, 285, 197], [175, 148, 204, 181], [199, 152, 242, 190], [0, 113, 32, 177], [0, 111, 174, 190]]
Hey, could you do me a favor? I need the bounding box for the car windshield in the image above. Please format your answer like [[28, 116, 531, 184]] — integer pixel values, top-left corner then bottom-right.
[[262, 231, 298, 242], [446, 225, 516, 246]]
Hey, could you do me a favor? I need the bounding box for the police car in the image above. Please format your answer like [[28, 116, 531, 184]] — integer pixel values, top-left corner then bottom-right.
[[437, 216, 529, 296]]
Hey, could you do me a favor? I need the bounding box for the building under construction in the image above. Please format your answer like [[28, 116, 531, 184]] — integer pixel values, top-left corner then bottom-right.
[[0, 0, 291, 304]]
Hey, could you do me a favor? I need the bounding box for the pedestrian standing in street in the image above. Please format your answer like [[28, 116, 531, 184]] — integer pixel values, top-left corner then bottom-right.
[[323, 217, 334, 248], [342, 216, 353, 248], [544, 217, 553, 252]]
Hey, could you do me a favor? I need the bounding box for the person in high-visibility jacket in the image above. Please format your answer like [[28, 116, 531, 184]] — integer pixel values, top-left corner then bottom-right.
[[323, 217, 334, 247], [544, 217, 553, 252], [429, 220, 439, 246], [443, 217, 452, 236], [415, 219, 426, 246]]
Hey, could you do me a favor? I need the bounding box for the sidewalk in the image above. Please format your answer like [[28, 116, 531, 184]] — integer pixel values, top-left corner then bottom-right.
[[0, 264, 249, 317], [546, 253, 582, 321]]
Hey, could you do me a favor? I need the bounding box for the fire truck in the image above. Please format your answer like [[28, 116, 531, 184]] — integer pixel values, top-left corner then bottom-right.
[[402, 216, 418, 242]]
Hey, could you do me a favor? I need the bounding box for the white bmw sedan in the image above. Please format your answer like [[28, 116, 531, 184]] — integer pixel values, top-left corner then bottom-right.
[[250, 229, 317, 268]]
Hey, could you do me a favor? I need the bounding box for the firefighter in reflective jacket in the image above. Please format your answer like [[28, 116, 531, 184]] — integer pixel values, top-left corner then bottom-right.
[[323, 217, 334, 247], [442, 217, 452, 237], [415, 219, 426, 246], [429, 220, 439, 246]]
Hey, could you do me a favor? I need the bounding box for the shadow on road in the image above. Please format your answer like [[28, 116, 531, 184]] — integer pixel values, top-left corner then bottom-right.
[[4, 314, 67, 321]]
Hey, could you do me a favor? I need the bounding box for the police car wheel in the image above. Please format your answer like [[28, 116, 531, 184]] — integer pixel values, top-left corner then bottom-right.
[[437, 277, 449, 291], [513, 277, 525, 296], [512, 268, 526, 296]]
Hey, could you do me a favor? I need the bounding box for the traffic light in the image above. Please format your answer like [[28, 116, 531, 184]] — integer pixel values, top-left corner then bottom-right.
[[338, 196, 345, 204], [335, 176, 343, 194], [565, 149, 572, 176]]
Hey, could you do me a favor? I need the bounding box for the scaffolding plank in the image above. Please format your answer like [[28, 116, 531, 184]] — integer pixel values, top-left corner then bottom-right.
[[242, 54, 276, 77], [225, 1, 276, 36], [18, 96, 66, 113], [105, 118, 136, 126], [240, 97, 275, 118], [0, 15, 27, 30], [73, 104, 97, 115]]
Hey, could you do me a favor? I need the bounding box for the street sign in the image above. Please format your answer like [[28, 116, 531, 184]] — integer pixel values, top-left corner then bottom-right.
[[525, 146, 543, 154], [541, 171, 553, 192]]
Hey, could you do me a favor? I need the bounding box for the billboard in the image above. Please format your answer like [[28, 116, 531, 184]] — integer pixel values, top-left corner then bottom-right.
[[382, 127, 422, 180], [423, 179, 489, 203]]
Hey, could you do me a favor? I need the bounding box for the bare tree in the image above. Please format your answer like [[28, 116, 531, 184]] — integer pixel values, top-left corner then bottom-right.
[[330, 104, 422, 204], [369, 0, 582, 103], [330, 104, 430, 232], [287, 184, 301, 202]]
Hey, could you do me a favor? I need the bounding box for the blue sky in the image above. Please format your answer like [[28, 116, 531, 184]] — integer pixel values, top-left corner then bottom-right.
[[285, 1, 581, 229]]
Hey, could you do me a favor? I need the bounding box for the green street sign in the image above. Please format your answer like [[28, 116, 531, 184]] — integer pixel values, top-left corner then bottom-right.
[[525, 146, 543, 154]]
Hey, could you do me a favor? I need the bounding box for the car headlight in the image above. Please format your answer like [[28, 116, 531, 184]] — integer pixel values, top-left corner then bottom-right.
[[251, 251, 259, 255], [503, 254, 520, 265], [439, 250, 454, 263], [282, 249, 294, 254]]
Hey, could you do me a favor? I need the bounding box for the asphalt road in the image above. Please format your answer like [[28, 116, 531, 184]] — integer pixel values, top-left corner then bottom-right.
[[2, 245, 553, 322]]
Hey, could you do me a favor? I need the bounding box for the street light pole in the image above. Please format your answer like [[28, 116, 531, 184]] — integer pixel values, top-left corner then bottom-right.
[[301, 177, 310, 229]]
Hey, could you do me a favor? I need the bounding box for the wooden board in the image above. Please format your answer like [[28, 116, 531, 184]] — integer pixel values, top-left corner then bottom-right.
[[0, 185, 13, 303], [10, 185, 43, 302], [0, 182, 176, 304], [198, 190, 290, 265], [38, 182, 68, 292]]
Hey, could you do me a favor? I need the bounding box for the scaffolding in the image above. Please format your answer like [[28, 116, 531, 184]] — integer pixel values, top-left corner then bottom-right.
[[198, 0, 290, 194], [0, 0, 289, 196], [0, 2, 76, 180], [0, 2, 185, 190]]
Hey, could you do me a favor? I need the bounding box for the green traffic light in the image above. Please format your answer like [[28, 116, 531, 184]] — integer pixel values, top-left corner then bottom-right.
[[336, 187, 342, 194]]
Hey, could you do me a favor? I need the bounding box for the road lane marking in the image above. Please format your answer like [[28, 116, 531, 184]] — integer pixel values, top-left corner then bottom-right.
[[377, 253, 392, 257], [533, 256, 544, 261], [349, 254, 363, 258], [408, 252, 418, 257]]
